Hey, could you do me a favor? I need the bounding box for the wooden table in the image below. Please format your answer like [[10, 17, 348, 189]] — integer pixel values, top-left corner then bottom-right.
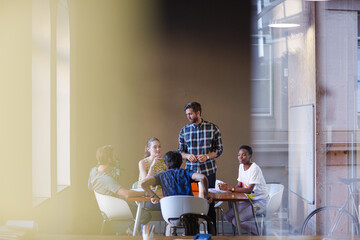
[[209, 190, 249, 235], [126, 189, 249, 236]]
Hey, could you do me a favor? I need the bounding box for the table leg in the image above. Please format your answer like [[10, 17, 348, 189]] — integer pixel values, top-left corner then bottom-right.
[[133, 201, 145, 236], [232, 202, 242, 235]]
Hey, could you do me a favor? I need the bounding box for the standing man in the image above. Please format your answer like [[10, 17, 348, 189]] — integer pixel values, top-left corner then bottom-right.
[[178, 101, 223, 233]]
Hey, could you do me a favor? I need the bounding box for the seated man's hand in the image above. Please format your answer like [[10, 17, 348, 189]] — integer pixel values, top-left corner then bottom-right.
[[150, 193, 160, 204], [151, 197, 160, 204], [205, 194, 213, 204]]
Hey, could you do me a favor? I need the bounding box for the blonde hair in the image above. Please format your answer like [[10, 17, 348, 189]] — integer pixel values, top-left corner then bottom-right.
[[144, 137, 160, 158], [96, 145, 114, 165]]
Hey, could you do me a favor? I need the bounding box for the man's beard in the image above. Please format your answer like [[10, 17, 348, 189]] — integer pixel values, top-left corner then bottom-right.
[[192, 116, 199, 123]]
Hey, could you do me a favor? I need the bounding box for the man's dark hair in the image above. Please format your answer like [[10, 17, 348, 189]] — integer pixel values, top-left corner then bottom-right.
[[184, 102, 202, 115], [163, 151, 183, 169], [239, 145, 253, 155]]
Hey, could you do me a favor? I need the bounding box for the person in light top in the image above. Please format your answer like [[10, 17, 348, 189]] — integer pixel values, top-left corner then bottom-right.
[[138, 137, 167, 210], [218, 145, 269, 235], [138, 137, 167, 183]]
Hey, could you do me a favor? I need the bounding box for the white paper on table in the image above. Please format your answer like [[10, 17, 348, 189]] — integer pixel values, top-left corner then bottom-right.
[[208, 188, 230, 193], [130, 188, 144, 192]]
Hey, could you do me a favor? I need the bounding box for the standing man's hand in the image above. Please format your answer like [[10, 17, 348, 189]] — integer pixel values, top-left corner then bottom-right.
[[197, 154, 208, 163], [187, 154, 198, 163]]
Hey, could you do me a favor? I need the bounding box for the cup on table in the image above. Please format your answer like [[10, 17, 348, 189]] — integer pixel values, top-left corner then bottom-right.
[[142, 225, 154, 240], [142, 231, 153, 240]]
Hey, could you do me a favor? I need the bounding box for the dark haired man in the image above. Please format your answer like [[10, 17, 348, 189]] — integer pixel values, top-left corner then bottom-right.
[[178, 101, 223, 231], [88, 145, 151, 234], [140, 151, 210, 203]]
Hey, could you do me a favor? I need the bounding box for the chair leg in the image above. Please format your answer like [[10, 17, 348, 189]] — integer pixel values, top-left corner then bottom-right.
[[100, 220, 106, 235], [260, 215, 267, 235], [201, 222, 207, 233], [165, 224, 178, 236], [232, 224, 236, 236], [215, 207, 225, 235], [249, 201, 261, 236], [163, 222, 167, 236], [170, 226, 177, 236], [165, 224, 169, 236], [220, 208, 225, 235], [215, 207, 219, 234]]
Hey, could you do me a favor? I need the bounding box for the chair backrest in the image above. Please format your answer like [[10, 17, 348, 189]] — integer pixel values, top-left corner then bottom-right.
[[160, 195, 209, 226], [94, 191, 133, 220], [266, 184, 284, 215]]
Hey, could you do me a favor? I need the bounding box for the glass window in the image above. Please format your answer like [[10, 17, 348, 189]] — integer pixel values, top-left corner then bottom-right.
[[251, 43, 272, 116], [357, 40, 360, 115], [32, 0, 51, 205], [56, 0, 71, 191], [251, 0, 360, 236]]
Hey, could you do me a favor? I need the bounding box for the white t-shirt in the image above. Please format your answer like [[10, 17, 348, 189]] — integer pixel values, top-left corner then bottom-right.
[[237, 162, 268, 200]]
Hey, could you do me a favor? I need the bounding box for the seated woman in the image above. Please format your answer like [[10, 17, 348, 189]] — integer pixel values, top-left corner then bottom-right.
[[138, 137, 167, 209], [218, 145, 269, 235]]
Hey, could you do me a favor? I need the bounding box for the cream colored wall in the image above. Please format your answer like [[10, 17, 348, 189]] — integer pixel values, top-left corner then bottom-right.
[[0, 0, 33, 221], [0, 0, 251, 233]]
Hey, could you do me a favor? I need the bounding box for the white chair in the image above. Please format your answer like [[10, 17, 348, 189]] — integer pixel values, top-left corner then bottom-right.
[[262, 183, 284, 234], [214, 179, 225, 235], [252, 183, 284, 235], [94, 191, 134, 234], [265, 183, 284, 216], [160, 195, 209, 235]]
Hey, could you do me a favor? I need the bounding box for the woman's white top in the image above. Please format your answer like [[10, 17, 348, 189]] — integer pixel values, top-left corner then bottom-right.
[[237, 162, 269, 200]]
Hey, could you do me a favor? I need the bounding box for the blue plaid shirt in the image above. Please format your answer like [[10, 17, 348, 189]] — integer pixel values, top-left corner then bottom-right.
[[178, 120, 223, 176]]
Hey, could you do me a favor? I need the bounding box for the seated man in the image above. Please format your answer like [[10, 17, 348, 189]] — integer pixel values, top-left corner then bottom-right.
[[88, 145, 151, 234], [218, 145, 269, 235], [141, 151, 212, 235], [140, 150, 211, 202]]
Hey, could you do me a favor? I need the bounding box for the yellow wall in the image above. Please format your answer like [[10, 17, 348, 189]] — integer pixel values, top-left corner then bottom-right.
[[0, 0, 251, 233], [0, 0, 33, 220]]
